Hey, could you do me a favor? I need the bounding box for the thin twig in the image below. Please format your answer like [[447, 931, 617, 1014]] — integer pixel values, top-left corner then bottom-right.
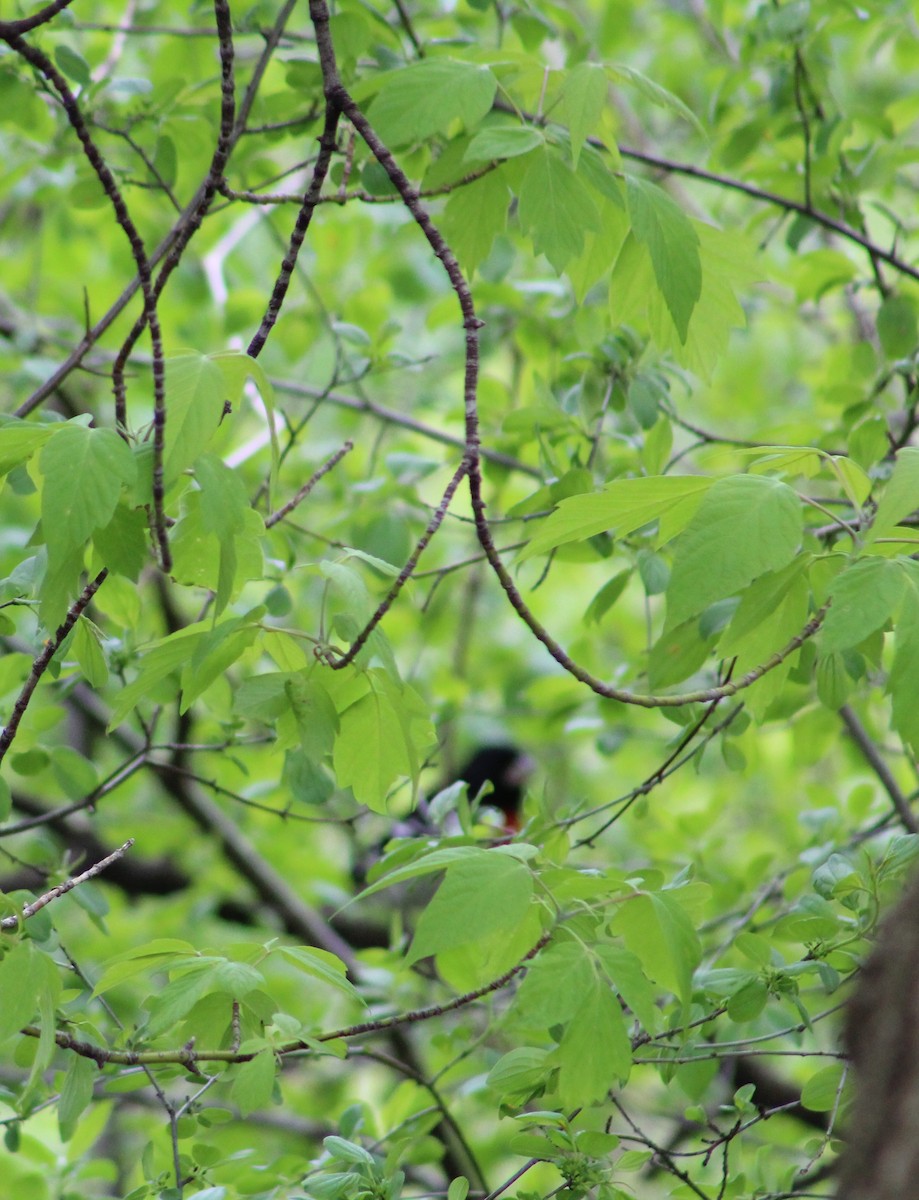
[[0, 840, 134, 929]]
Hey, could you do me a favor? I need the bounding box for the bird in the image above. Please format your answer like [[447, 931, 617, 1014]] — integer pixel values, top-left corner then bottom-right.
[[339, 744, 534, 945], [363, 742, 533, 869]]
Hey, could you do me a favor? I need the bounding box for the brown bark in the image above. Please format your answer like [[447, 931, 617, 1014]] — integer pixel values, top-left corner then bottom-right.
[[838, 870, 919, 1199]]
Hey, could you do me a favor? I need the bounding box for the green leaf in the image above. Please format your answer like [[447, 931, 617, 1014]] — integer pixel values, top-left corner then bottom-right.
[[865, 448, 919, 546], [40, 423, 136, 569], [611, 891, 701, 1010], [648, 618, 711, 690], [890, 581, 919, 752], [625, 176, 701, 342], [595, 944, 660, 1034], [665, 475, 803, 628], [551, 979, 631, 1105], [209, 352, 279, 494], [133, 353, 226, 503], [486, 1047, 551, 1099], [407, 852, 534, 964], [93, 503, 148, 579], [369, 60, 497, 146], [180, 613, 261, 711], [522, 475, 712, 561], [608, 63, 705, 135], [107, 623, 209, 727], [70, 616, 109, 687], [0, 942, 44, 1040], [51, 744, 99, 800], [283, 672, 340, 760], [447, 1177, 470, 1200], [171, 491, 263, 603], [515, 941, 596, 1026], [275, 946, 358, 1000], [726, 978, 768, 1022], [821, 558, 904, 653], [518, 146, 601, 272], [0, 417, 55, 477], [58, 1056, 96, 1142], [800, 1064, 845, 1112], [146, 959, 263, 1038], [54, 44, 91, 88], [560, 62, 607, 168], [611, 223, 751, 379], [231, 1051, 277, 1117], [464, 125, 543, 161], [876, 294, 918, 359], [440, 167, 510, 276], [718, 562, 810, 718], [333, 672, 435, 813]]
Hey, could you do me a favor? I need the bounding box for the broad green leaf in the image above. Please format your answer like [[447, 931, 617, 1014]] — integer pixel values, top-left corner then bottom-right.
[[146, 960, 263, 1038], [876, 294, 918, 359], [70, 616, 109, 687], [50, 744, 99, 800], [209, 351, 279, 494], [171, 491, 264, 607], [107, 623, 210, 727], [727, 979, 768, 1023], [518, 146, 601, 272], [0, 941, 45, 1041], [719, 559, 810, 653], [275, 946, 357, 999], [40, 423, 136, 568], [58, 1056, 95, 1142], [828, 455, 872, 509], [283, 673, 339, 760], [407, 853, 533, 964], [231, 1051, 277, 1117], [233, 672, 293, 721], [719, 563, 810, 718], [626, 176, 701, 342], [179, 614, 261, 711], [0, 417, 55, 476], [596, 944, 660, 1035], [333, 672, 434, 813], [486, 1047, 551, 1100], [612, 223, 752, 379], [551, 979, 631, 1105], [440, 167, 510, 275], [866, 448, 919, 545], [560, 62, 607, 168], [464, 125, 543, 161], [515, 941, 596, 1026], [848, 414, 889, 471], [567, 197, 630, 302], [369, 60, 497, 146], [92, 939, 198, 996], [93, 503, 148, 579], [611, 891, 701, 1010], [608, 64, 705, 135], [666, 475, 803, 628], [800, 1064, 846, 1112], [195, 452, 250, 615], [890, 582, 919, 752], [584, 568, 632, 624], [821, 558, 905, 652], [522, 475, 712, 561], [160, 353, 226, 487], [648, 617, 711, 690]]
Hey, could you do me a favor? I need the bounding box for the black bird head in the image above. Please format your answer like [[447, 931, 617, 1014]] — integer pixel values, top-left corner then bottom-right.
[[456, 744, 534, 832]]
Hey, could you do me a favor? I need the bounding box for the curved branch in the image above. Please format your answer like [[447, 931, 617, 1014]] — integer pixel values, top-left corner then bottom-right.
[[0, 571, 107, 767]]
